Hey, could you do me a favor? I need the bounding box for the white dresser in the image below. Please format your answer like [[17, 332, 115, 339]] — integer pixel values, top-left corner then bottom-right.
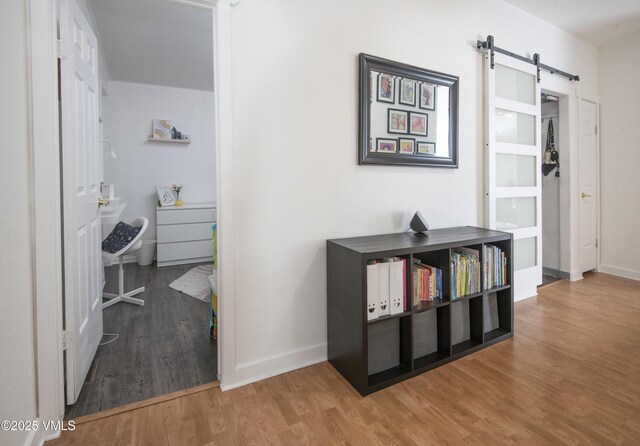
[[156, 203, 216, 267]]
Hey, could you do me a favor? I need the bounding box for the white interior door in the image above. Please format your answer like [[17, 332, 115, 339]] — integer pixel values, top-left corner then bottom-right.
[[484, 52, 542, 300], [579, 99, 598, 272], [60, 0, 103, 404]]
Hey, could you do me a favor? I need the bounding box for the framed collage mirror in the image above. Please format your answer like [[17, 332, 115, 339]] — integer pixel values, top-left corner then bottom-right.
[[359, 53, 459, 167]]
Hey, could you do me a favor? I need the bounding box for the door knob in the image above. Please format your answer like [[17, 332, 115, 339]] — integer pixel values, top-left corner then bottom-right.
[[581, 192, 592, 199], [98, 198, 109, 208]]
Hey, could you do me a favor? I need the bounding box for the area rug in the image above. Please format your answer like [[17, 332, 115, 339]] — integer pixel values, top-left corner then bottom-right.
[[169, 265, 214, 302]]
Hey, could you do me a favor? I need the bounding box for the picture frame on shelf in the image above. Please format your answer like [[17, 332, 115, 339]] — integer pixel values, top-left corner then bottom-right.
[[156, 186, 176, 207], [100, 183, 114, 201], [409, 112, 428, 136], [398, 138, 416, 154], [376, 138, 398, 154], [152, 119, 172, 139], [399, 78, 416, 106], [387, 108, 408, 134], [419, 83, 436, 110], [417, 142, 436, 155], [377, 73, 395, 103]]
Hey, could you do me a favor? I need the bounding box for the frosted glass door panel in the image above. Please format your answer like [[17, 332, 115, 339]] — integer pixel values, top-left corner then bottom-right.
[[514, 237, 537, 271], [495, 64, 535, 105], [486, 51, 542, 298], [495, 109, 536, 145], [496, 154, 536, 187], [496, 197, 536, 230]]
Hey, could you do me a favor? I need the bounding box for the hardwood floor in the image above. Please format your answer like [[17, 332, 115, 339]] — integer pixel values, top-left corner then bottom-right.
[[65, 262, 217, 419], [51, 273, 640, 445]]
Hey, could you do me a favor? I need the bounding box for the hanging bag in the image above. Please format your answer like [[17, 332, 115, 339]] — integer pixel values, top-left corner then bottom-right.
[[542, 118, 559, 177]]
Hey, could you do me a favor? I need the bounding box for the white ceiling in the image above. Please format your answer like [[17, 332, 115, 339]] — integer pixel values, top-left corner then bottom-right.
[[88, 0, 214, 91], [503, 0, 640, 47]]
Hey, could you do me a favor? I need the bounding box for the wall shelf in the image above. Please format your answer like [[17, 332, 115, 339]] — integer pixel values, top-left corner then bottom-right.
[[148, 137, 191, 144], [327, 226, 514, 396]]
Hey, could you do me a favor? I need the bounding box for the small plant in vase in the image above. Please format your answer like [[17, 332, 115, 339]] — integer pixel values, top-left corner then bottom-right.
[[172, 184, 183, 206]]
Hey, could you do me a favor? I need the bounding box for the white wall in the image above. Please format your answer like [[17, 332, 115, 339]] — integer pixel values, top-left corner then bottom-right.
[[541, 101, 561, 273], [0, 2, 38, 445], [103, 81, 216, 241], [598, 31, 640, 280], [225, 0, 600, 387]]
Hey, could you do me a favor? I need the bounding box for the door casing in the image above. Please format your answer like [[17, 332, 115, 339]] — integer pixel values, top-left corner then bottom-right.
[[27, 0, 234, 441]]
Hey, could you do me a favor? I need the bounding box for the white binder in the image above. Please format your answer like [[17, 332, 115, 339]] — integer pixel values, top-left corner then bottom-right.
[[378, 261, 390, 317], [389, 260, 404, 315], [366, 263, 379, 320]]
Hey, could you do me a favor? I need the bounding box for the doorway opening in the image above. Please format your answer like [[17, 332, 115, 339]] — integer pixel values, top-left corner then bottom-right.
[[60, 0, 219, 419], [540, 90, 564, 287]]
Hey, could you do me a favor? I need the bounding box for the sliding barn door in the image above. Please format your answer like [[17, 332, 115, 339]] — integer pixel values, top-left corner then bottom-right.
[[484, 52, 542, 300]]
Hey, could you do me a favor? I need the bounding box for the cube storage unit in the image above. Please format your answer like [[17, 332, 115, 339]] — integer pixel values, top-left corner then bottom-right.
[[327, 226, 513, 396]]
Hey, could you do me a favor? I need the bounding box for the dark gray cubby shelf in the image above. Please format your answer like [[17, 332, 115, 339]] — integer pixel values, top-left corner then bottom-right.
[[327, 226, 513, 396]]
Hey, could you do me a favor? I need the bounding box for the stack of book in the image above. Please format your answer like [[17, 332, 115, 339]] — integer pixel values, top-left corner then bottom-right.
[[451, 247, 481, 299], [412, 261, 443, 306], [366, 257, 407, 321], [484, 244, 507, 289]]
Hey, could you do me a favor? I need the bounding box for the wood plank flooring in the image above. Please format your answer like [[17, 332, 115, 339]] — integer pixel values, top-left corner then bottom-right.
[[51, 273, 640, 445], [65, 262, 217, 419]]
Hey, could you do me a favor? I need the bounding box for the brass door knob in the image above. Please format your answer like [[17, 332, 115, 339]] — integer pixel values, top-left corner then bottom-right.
[[581, 192, 592, 199], [98, 198, 109, 208]]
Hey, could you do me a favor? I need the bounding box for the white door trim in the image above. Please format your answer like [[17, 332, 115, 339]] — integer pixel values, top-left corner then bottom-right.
[[577, 96, 601, 273], [209, 0, 237, 388], [27, 0, 235, 442], [27, 0, 66, 443], [539, 74, 584, 282]]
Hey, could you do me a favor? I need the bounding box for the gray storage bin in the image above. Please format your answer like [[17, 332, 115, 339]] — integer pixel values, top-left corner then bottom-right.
[[368, 319, 399, 375], [413, 309, 438, 358], [451, 300, 470, 345]]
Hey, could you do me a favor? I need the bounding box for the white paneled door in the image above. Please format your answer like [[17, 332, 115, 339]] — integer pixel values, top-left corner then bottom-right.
[[484, 53, 542, 300], [579, 99, 598, 272], [60, 0, 103, 404]]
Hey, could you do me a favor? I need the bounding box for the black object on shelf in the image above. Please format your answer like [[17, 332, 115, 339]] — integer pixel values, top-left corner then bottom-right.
[[409, 211, 429, 237], [327, 226, 513, 396]]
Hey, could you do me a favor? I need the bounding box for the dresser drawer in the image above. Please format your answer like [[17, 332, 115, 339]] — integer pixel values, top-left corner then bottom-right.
[[157, 208, 214, 225], [157, 223, 213, 244], [157, 240, 213, 263]]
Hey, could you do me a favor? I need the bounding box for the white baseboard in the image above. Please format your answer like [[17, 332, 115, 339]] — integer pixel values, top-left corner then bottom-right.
[[220, 342, 327, 392], [22, 428, 37, 446], [599, 264, 640, 281], [22, 418, 60, 446]]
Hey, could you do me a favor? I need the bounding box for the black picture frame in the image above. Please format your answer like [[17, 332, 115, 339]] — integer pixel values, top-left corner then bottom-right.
[[387, 108, 408, 134], [399, 78, 416, 106], [417, 141, 436, 156], [376, 138, 398, 154], [376, 73, 395, 103], [398, 137, 416, 155], [359, 53, 459, 168], [409, 111, 428, 137], [419, 83, 436, 111]]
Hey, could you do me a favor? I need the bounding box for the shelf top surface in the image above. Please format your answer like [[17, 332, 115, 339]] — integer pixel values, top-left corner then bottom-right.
[[328, 226, 511, 255], [157, 202, 216, 211]]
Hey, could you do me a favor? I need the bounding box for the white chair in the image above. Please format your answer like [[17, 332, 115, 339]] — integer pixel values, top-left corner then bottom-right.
[[102, 217, 149, 309]]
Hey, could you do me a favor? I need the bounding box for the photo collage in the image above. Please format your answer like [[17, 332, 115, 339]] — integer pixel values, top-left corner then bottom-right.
[[370, 71, 438, 156]]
